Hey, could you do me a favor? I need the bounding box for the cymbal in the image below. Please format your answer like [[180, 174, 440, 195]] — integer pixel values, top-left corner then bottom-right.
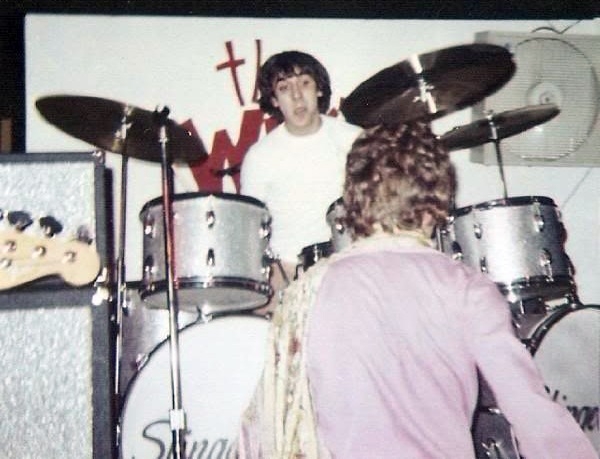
[[440, 103, 560, 151], [340, 44, 516, 128], [36, 95, 207, 163]]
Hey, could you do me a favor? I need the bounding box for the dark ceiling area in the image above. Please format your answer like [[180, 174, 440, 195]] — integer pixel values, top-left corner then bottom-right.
[[0, 1, 598, 152]]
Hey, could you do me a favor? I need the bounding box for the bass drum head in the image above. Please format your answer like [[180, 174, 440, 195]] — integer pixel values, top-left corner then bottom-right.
[[120, 315, 269, 458], [532, 306, 600, 453]]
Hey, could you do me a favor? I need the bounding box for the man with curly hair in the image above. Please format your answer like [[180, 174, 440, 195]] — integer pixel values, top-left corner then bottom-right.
[[237, 121, 596, 458]]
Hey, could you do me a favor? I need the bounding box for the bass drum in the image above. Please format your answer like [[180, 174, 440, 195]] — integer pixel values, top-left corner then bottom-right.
[[118, 287, 201, 396], [119, 316, 269, 459], [527, 305, 600, 453]]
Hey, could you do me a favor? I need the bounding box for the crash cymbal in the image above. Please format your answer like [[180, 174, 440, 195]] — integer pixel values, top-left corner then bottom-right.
[[340, 44, 516, 128], [440, 103, 560, 151], [36, 95, 207, 163]]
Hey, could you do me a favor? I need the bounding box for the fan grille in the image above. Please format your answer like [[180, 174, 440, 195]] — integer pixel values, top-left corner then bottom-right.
[[472, 32, 600, 166]]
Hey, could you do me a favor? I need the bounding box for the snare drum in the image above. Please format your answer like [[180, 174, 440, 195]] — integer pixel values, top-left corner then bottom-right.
[[439, 196, 574, 302], [326, 198, 352, 252], [119, 315, 269, 458], [525, 305, 600, 453], [140, 192, 273, 315]]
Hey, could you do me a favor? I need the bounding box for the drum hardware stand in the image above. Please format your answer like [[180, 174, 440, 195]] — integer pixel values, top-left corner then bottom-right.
[[485, 111, 509, 200], [155, 106, 187, 459], [113, 110, 131, 384], [113, 111, 132, 450]]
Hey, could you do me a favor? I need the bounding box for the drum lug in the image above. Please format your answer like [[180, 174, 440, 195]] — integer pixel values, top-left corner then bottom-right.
[[479, 256, 488, 273], [533, 204, 545, 232], [473, 222, 483, 239], [205, 210, 216, 228], [206, 248, 215, 267], [143, 255, 156, 285], [451, 241, 463, 261], [260, 215, 272, 239], [143, 214, 156, 238], [539, 249, 553, 277]]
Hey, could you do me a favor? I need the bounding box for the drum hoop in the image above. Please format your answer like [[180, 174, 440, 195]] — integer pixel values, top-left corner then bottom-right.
[[527, 304, 600, 356], [140, 191, 267, 215], [497, 275, 574, 295], [141, 277, 272, 297], [452, 195, 556, 217]]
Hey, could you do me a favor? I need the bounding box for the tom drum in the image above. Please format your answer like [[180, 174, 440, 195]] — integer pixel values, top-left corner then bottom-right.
[[140, 192, 273, 315], [439, 196, 574, 302]]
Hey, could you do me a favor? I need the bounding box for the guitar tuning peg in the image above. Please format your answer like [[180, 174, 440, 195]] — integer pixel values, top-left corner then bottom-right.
[[76, 225, 94, 245], [39, 216, 63, 237], [7, 211, 33, 231]]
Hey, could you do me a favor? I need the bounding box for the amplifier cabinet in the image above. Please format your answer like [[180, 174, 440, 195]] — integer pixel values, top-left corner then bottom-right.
[[0, 287, 114, 458]]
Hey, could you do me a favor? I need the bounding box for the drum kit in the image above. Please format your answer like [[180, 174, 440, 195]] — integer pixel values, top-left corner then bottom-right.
[[34, 42, 598, 458], [341, 43, 600, 457]]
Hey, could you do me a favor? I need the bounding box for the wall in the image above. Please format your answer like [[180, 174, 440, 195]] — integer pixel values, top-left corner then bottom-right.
[[25, 15, 600, 303]]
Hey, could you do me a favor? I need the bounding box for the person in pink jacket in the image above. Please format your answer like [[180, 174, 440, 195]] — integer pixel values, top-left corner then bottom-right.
[[237, 121, 597, 458]]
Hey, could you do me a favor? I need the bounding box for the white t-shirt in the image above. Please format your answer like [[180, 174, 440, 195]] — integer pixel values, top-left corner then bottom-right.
[[241, 115, 361, 263]]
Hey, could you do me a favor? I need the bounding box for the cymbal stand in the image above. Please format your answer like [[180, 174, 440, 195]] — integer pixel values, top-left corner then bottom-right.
[[154, 107, 186, 459], [408, 54, 438, 115], [486, 111, 509, 199]]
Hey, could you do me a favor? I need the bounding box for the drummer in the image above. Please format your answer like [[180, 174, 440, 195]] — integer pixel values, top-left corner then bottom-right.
[[240, 50, 361, 305]]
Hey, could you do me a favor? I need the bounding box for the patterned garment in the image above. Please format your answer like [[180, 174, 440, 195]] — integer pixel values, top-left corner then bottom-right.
[[238, 249, 334, 459]]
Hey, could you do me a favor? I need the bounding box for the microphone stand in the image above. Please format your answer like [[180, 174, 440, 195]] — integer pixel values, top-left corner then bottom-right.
[[154, 107, 186, 459]]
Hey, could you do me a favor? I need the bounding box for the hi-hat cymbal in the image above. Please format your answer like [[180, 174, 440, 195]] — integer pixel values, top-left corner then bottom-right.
[[340, 44, 516, 128], [440, 103, 560, 151], [36, 95, 207, 163]]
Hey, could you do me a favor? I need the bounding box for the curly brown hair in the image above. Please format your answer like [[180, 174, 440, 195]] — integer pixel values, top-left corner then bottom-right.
[[343, 121, 456, 239]]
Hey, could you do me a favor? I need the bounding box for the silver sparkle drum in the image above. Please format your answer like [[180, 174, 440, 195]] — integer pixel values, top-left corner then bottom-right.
[[326, 198, 352, 252], [140, 192, 273, 315], [438, 196, 574, 302], [525, 305, 600, 453]]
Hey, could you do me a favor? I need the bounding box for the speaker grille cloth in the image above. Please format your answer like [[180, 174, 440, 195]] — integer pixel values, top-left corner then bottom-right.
[[0, 306, 94, 458], [0, 159, 97, 243]]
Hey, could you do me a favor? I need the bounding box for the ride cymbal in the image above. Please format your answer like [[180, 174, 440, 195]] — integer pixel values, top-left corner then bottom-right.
[[341, 43, 516, 128], [441, 103, 560, 151], [36, 95, 207, 163]]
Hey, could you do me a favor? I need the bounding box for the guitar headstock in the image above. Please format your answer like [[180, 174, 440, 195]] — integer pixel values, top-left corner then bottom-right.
[[0, 212, 101, 290]]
